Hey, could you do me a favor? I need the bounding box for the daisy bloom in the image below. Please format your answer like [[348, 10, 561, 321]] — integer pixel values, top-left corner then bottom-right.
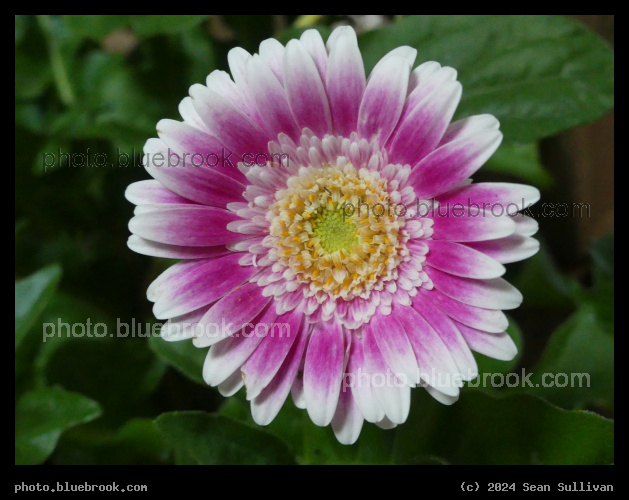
[[126, 26, 540, 444]]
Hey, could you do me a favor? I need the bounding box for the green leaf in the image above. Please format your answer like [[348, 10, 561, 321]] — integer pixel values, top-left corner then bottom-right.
[[579, 233, 614, 334], [15, 386, 101, 465], [63, 15, 129, 39], [129, 15, 209, 36], [53, 418, 170, 465], [15, 15, 29, 45], [38, 293, 165, 427], [392, 390, 613, 465], [513, 245, 578, 310], [358, 15, 614, 142], [484, 143, 552, 188], [149, 335, 205, 385], [527, 306, 614, 410], [155, 412, 297, 465], [15, 264, 62, 350]]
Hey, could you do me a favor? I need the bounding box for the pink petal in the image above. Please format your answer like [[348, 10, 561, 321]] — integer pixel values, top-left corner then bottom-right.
[[325, 26, 365, 136], [303, 320, 345, 426], [128, 205, 243, 247]]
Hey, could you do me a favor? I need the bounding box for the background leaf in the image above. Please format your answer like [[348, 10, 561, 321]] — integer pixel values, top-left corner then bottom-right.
[[155, 412, 297, 465], [358, 15, 614, 143], [15, 386, 101, 465]]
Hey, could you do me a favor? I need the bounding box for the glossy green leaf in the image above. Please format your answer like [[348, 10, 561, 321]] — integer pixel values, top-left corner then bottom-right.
[[15, 264, 62, 350], [527, 307, 614, 410], [391, 390, 613, 465], [358, 15, 614, 142], [155, 412, 296, 465], [15, 386, 101, 465], [149, 335, 205, 385], [484, 143, 552, 188]]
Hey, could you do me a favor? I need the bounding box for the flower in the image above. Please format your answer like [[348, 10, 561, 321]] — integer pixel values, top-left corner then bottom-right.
[[126, 26, 540, 444]]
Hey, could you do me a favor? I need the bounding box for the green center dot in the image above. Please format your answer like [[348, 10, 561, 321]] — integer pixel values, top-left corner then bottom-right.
[[311, 208, 359, 253]]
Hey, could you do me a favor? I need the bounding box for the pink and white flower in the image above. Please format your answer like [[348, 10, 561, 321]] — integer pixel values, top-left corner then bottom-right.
[[126, 26, 540, 444]]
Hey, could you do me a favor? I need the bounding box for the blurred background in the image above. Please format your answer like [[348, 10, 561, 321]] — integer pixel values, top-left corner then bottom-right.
[[15, 15, 614, 465]]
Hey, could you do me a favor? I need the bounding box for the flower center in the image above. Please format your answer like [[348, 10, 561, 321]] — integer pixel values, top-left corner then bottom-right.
[[311, 207, 358, 254], [266, 163, 408, 301]]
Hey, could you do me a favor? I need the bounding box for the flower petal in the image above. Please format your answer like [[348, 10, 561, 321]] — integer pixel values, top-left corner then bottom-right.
[[129, 205, 242, 247], [331, 386, 364, 445], [151, 254, 258, 320], [425, 240, 506, 279], [346, 335, 385, 423], [437, 182, 540, 213], [250, 322, 309, 426], [202, 304, 276, 386], [466, 234, 540, 264], [125, 180, 194, 206], [387, 81, 462, 165], [194, 282, 271, 348], [242, 309, 303, 400], [246, 55, 300, 140], [189, 84, 269, 159], [303, 320, 345, 426], [143, 138, 246, 205], [283, 39, 332, 137], [409, 128, 503, 199], [454, 321, 518, 361], [368, 313, 418, 387], [421, 289, 509, 334], [362, 326, 411, 424], [410, 300, 478, 381], [395, 304, 461, 397], [425, 267, 523, 310], [127, 235, 231, 260], [431, 210, 517, 242], [325, 26, 365, 136], [358, 54, 410, 144]]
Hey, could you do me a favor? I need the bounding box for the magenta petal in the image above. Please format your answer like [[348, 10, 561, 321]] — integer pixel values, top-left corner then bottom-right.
[[300, 29, 327, 82], [437, 182, 540, 213], [325, 26, 366, 137], [127, 235, 232, 260], [454, 321, 518, 361], [156, 119, 249, 188], [194, 282, 271, 347], [358, 54, 410, 145], [368, 313, 418, 387], [361, 325, 410, 424], [250, 322, 309, 426], [202, 304, 276, 386], [129, 205, 243, 247], [246, 55, 300, 140], [409, 300, 478, 380], [421, 288, 509, 334], [431, 211, 516, 242], [387, 81, 462, 165], [242, 309, 303, 400], [395, 305, 461, 397], [409, 129, 503, 199], [151, 254, 258, 320], [425, 240, 506, 279], [125, 180, 194, 206], [425, 267, 523, 310], [284, 39, 333, 137], [143, 138, 246, 206], [346, 334, 385, 423], [303, 320, 345, 426], [189, 84, 269, 159], [466, 234, 540, 264]]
